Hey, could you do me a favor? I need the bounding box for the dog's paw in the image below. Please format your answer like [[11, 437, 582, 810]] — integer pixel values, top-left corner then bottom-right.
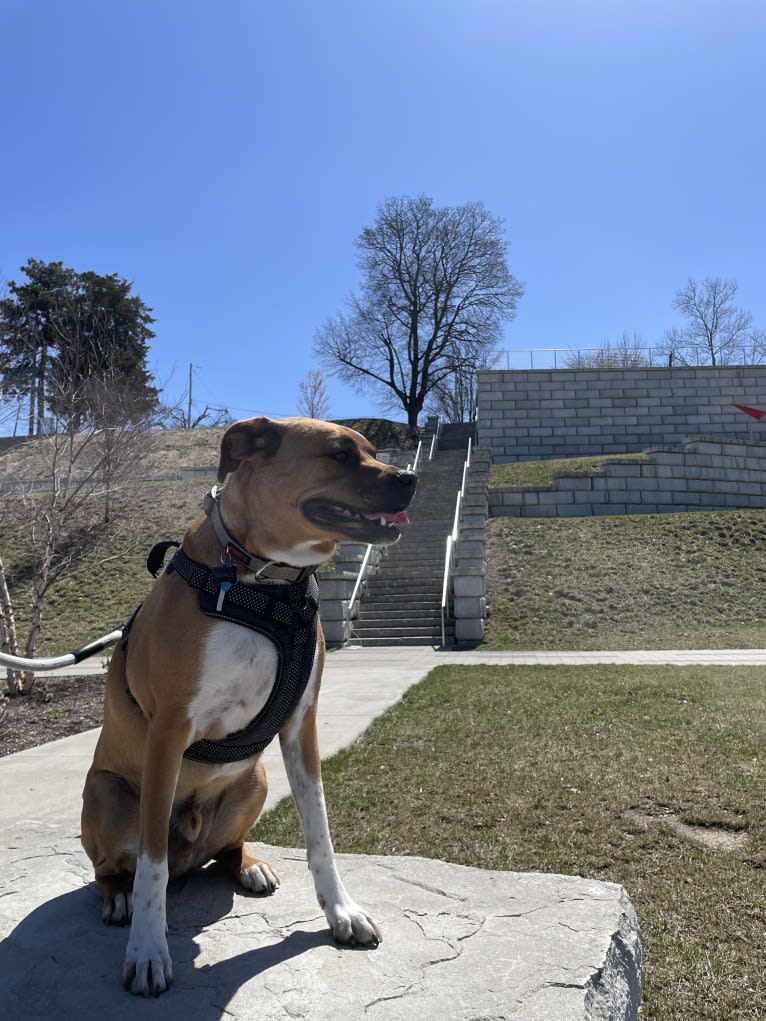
[[101, 890, 132, 925], [326, 900, 382, 947], [122, 936, 173, 997], [239, 860, 280, 895]]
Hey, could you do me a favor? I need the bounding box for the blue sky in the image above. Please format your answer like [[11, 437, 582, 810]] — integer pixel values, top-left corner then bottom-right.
[[2, 0, 764, 427]]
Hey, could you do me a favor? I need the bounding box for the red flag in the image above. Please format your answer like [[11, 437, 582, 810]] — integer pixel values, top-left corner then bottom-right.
[[733, 403, 766, 421]]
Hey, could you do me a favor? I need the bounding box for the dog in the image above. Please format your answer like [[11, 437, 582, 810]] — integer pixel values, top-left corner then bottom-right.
[[81, 415, 416, 996]]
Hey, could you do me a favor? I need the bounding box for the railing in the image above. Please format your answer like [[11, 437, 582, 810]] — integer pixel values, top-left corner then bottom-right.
[[497, 346, 766, 371], [348, 542, 374, 620], [440, 437, 472, 646], [348, 420, 441, 640], [407, 439, 423, 473], [408, 426, 440, 473]]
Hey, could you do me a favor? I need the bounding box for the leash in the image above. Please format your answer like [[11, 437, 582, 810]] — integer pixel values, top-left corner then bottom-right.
[[0, 627, 126, 673]]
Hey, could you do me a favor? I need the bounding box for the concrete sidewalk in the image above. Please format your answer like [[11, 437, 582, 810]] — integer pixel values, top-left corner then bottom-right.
[[2, 644, 744, 1019]]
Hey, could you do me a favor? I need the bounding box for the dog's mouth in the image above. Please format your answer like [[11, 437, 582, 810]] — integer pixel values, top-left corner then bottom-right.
[[302, 498, 411, 543]]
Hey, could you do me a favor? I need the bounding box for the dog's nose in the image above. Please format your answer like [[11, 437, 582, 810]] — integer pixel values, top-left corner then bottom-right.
[[395, 470, 417, 489]]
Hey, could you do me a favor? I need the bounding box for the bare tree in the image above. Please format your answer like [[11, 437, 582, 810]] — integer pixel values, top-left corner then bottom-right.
[[297, 369, 331, 419], [426, 347, 498, 423], [662, 277, 762, 366], [315, 195, 523, 434], [161, 400, 232, 430], [564, 332, 650, 369], [0, 374, 153, 693], [159, 363, 231, 429]]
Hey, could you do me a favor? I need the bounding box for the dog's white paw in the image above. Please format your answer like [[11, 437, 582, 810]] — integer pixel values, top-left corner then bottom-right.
[[326, 900, 382, 947], [240, 861, 280, 895], [122, 935, 173, 997]]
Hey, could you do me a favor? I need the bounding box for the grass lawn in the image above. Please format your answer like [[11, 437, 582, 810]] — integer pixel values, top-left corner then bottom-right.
[[254, 664, 766, 1021], [484, 509, 766, 650], [489, 451, 647, 489]]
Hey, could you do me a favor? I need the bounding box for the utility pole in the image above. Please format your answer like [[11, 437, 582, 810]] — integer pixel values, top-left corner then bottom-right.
[[187, 363, 193, 429]]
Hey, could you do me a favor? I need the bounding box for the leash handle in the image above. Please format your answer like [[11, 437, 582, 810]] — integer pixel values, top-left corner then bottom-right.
[[0, 627, 124, 672]]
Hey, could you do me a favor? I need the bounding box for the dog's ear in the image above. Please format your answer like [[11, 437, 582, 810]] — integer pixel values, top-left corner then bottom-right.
[[217, 417, 284, 481]]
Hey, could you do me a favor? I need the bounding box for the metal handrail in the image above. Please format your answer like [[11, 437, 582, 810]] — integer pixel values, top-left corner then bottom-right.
[[440, 438, 473, 646], [348, 543, 374, 619], [440, 535, 453, 646], [348, 427, 434, 635], [407, 439, 423, 473]]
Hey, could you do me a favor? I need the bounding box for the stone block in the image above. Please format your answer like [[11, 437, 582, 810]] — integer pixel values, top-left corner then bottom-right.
[[318, 598, 350, 622], [454, 617, 485, 642], [317, 575, 356, 600], [321, 617, 351, 644], [453, 574, 486, 597], [556, 503, 591, 517], [456, 540, 485, 557], [454, 595, 486, 618]]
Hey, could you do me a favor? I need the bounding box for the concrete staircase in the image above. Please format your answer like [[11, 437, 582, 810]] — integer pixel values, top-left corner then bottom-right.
[[352, 442, 469, 647]]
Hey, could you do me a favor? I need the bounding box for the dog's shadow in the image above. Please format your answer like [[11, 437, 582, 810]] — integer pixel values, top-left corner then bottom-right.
[[0, 864, 339, 1020]]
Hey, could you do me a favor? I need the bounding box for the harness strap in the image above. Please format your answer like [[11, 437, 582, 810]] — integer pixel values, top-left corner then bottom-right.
[[167, 548, 320, 764]]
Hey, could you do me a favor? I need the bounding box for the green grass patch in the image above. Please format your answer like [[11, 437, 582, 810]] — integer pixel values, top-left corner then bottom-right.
[[490, 452, 646, 489], [253, 663, 766, 1020], [484, 509, 766, 650]]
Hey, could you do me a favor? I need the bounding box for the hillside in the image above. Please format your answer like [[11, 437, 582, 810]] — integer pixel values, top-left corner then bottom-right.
[[1, 431, 764, 655], [0, 418, 415, 481], [0, 420, 415, 655]]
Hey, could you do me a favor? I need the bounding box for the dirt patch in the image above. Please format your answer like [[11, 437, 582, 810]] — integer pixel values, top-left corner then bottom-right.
[[624, 808, 748, 852], [0, 674, 106, 758]]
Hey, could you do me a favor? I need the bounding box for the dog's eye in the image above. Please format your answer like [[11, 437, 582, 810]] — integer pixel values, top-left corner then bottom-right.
[[330, 450, 350, 464]]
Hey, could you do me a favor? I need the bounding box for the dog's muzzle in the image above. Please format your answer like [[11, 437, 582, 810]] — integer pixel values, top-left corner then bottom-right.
[[302, 469, 417, 544]]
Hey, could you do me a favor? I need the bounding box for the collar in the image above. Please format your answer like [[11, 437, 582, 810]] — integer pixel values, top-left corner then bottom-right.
[[203, 486, 320, 584]]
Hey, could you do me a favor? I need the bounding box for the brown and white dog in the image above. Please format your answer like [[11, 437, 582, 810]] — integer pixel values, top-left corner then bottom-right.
[[81, 416, 416, 996]]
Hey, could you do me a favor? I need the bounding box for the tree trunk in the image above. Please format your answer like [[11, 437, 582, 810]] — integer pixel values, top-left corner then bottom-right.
[[0, 555, 23, 694], [22, 533, 56, 694], [406, 404, 421, 443]]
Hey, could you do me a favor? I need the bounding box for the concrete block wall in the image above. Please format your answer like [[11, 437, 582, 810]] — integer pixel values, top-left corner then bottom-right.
[[452, 447, 491, 644], [489, 437, 766, 518], [318, 543, 382, 644], [477, 366, 766, 462]]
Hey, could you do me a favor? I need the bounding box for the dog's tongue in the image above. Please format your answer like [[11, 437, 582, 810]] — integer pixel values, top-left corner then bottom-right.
[[363, 510, 411, 526]]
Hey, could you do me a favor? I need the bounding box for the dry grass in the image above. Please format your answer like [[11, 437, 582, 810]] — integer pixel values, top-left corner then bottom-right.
[[0, 479, 210, 654], [489, 451, 647, 489], [484, 510, 766, 650]]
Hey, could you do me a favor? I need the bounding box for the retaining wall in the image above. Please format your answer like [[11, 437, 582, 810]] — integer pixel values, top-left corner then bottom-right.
[[477, 366, 766, 462], [490, 437, 766, 518]]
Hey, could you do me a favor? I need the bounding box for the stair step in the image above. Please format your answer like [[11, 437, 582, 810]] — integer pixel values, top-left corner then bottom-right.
[[352, 627, 447, 641], [332, 446, 472, 646], [358, 610, 443, 620], [351, 636, 448, 648]]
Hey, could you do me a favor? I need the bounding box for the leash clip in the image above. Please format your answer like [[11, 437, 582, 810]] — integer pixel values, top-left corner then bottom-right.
[[211, 561, 237, 612]]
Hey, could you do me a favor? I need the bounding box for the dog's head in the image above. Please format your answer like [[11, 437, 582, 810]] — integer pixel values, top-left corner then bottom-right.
[[217, 416, 417, 565]]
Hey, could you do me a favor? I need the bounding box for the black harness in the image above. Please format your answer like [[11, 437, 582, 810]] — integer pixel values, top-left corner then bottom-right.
[[130, 545, 320, 765]]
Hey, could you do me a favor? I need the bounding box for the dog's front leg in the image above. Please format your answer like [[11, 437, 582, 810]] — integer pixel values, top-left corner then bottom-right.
[[123, 721, 189, 997], [280, 701, 381, 947]]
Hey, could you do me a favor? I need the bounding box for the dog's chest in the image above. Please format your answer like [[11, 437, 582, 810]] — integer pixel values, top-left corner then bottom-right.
[[187, 621, 278, 739]]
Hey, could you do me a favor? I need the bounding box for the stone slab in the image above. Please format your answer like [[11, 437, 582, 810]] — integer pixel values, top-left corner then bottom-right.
[[0, 842, 641, 1021]]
